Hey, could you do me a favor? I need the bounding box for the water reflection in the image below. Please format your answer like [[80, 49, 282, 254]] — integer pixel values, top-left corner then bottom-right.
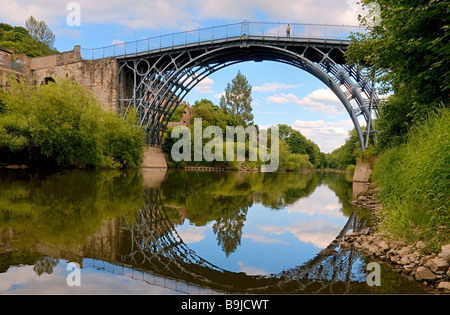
[[0, 169, 426, 294]]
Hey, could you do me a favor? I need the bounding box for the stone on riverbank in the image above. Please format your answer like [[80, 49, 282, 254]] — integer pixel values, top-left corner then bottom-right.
[[439, 244, 450, 262], [349, 182, 450, 293], [414, 266, 437, 282], [438, 282, 450, 291], [426, 258, 450, 274]]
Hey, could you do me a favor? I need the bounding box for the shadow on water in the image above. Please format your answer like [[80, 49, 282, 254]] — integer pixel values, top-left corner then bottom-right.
[[0, 168, 427, 294]]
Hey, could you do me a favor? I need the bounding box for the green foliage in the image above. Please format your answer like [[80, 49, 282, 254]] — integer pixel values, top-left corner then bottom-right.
[[163, 100, 325, 171], [25, 16, 55, 50], [326, 129, 361, 170], [0, 80, 144, 168], [278, 124, 324, 168], [372, 108, 450, 243], [219, 70, 254, 127], [347, 0, 450, 149], [0, 19, 57, 57], [278, 140, 313, 171], [192, 98, 234, 130], [0, 170, 144, 248]]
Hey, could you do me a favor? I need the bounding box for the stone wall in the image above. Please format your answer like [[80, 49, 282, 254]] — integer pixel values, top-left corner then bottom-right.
[[29, 46, 118, 112]]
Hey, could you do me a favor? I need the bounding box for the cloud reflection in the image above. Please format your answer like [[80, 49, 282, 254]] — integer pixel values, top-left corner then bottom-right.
[[257, 218, 342, 248], [284, 185, 343, 218]]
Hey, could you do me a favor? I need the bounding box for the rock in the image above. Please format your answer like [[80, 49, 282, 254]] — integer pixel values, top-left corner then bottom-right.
[[387, 248, 398, 257], [390, 255, 401, 264], [378, 240, 390, 252], [438, 282, 450, 291], [400, 253, 418, 266], [426, 258, 449, 274], [415, 241, 426, 250], [397, 245, 414, 257], [403, 263, 416, 273], [414, 266, 437, 282], [439, 244, 450, 263]]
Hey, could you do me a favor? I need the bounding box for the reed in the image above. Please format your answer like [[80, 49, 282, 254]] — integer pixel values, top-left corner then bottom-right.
[[372, 108, 449, 245]]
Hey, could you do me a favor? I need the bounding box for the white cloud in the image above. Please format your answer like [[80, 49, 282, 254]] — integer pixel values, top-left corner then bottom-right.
[[177, 225, 207, 244], [237, 262, 268, 276], [253, 82, 301, 93], [243, 233, 287, 244], [257, 219, 342, 248], [285, 185, 342, 217], [193, 77, 215, 94], [267, 93, 299, 104], [297, 88, 345, 116], [0, 0, 363, 31], [291, 119, 354, 153], [111, 39, 125, 46], [266, 88, 346, 117]]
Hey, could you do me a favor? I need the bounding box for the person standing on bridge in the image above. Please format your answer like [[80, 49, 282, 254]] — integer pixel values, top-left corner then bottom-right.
[[286, 24, 291, 37]]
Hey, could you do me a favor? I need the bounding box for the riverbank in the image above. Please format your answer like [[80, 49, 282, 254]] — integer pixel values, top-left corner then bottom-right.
[[345, 183, 450, 294]]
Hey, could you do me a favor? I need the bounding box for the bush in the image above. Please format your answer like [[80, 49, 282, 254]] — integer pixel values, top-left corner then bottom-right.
[[0, 80, 144, 168], [372, 108, 449, 242]]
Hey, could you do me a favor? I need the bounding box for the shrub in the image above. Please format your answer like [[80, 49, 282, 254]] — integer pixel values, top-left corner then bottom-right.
[[0, 80, 144, 168]]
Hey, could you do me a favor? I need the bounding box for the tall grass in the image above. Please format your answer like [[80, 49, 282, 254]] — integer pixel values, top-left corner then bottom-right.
[[372, 108, 449, 244]]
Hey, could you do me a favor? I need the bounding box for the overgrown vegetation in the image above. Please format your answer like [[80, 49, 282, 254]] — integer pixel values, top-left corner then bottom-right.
[[0, 80, 144, 169], [325, 129, 361, 171], [0, 17, 58, 57], [344, 0, 450, 245], [372, 108, 449, 246]]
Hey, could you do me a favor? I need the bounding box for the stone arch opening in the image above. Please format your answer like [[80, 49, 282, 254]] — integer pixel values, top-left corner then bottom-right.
[[41, 77, 56, 85]]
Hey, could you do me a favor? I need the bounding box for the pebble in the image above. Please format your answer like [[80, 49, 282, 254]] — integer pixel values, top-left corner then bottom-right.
[[345, 183, 450, 293]]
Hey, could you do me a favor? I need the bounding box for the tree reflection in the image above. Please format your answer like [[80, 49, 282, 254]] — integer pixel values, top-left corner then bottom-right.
[[34, 256, 58, 276], [161, 170, 362, 256], [212, 205, 248, 256]]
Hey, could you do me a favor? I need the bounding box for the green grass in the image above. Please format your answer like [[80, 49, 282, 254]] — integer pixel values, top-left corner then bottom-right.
[[372, 108, 449, 247]]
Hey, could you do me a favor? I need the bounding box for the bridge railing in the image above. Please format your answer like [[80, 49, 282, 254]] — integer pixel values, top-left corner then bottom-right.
[[80, 21, 365, 60]]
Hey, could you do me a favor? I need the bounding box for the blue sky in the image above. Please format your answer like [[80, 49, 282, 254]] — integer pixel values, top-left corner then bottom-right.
[[0, 0, 367, 152]]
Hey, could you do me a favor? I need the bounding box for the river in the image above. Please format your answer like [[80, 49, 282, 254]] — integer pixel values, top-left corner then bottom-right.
[[0, 168, 427, 294]]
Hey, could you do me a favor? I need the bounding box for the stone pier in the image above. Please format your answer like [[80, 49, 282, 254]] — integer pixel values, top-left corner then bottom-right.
[[352, 161, 372, 198], [142, 146, 168, 169]]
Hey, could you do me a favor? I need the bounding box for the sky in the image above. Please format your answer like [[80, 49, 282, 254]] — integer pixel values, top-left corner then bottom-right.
[[0, 0, 368, 153]]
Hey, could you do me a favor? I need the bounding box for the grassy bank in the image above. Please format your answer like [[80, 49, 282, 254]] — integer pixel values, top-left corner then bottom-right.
[[372, 108, 449, 249]]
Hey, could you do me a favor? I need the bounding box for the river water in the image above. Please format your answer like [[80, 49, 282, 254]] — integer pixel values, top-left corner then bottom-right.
[[0, 168, 427, 294]]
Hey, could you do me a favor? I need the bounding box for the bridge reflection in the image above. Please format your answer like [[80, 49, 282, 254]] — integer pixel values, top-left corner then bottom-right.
[[0, 169, 370, 294], [106, 187, 367, 294]]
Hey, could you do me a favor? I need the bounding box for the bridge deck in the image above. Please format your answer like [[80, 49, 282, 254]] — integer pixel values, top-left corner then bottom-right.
[[114, 36, 351, 61], [80, 22, 362, 60]]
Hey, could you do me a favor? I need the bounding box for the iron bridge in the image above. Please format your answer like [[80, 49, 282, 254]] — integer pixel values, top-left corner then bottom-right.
[[83, 22, 378, 150]]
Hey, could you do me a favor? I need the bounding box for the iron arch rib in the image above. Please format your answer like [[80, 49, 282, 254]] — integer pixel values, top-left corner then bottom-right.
[[117, 37, 378, 150]]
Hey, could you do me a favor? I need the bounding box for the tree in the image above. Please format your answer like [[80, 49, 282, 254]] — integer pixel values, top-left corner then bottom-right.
[[0, 80, 144, 168], [0, 21, 57, 56], [219, 71, 254, 127], [25, 16, 56, 50], [277, 124, 324, 168], [346, 0, 449, 149]]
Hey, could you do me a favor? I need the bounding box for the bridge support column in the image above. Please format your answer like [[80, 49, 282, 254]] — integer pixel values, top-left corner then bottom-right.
[[142, 146, 168, 169], [352, 161, 372, 199]]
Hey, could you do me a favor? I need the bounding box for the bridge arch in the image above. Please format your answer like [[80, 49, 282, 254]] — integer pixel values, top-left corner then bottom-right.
[[116, 24, 378, 150]]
